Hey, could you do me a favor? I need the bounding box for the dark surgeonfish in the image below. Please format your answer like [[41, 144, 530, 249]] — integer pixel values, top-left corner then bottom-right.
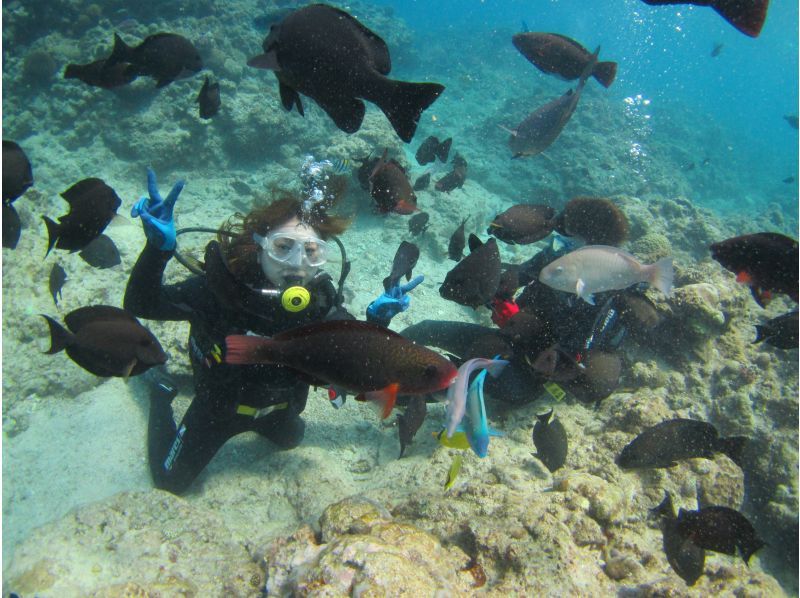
[[506, 48, 597, 158], [197, 76, 221, 119], [413, 172, 431, 191], [3, 140, 33, 249], [448, 217, 469, 261], [225, 320, 458, 419], [106, 32, 202, 88], [42, 305, 167, 377], [247, 4, 445, 142], [49, 263, 67, 307], [512, 33, 617, 88], [639, 0, 769, 38], [488, 204, 555, 245], [408, 211, 430, 236], [415, 136, 452, 165], [3, 204, 22, 250], [711, 42, 724, 57], [435, 153, 467, 193], [79, 234, 121, 269], [753, 310, 798, 349], [710, 232, 798, 307], [440, 236, 502, 308], [368, 150, 417, 214], [43, 178, 122, 256], [383, 241, 419, 291], [650, 493, 705, 586], [398, 394, 427, 458], [532, 409, 568, 472], [784, 114, 799, 129], [676, 505, 765, 564], [616, 418, 748, 469], [63, 58, 138, 89]]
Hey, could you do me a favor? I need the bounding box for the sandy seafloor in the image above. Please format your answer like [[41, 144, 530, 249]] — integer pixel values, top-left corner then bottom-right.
[[2, 0, 798, 596]]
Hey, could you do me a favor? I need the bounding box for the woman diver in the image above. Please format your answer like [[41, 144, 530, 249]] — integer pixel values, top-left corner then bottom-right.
[[124, 162, 422, 495]]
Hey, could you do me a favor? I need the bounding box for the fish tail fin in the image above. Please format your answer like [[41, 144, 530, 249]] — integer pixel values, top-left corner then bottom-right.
[[223, 334, 273, 365], [377, 80, 445, 143], [648, 256, 674, 297], [357, 382, 400, 419], [711, 0, 768, 37], [63, 64, 80, 80], [578, 47, 600, 88], [649, 490, 675, 519], [107, 32, 132, 67], [593, 61, 617, 88], [717, 435, 748, 467], [41, 315, 71, 354], [42, 215, 60, 257], [486, 359, 509, 378]]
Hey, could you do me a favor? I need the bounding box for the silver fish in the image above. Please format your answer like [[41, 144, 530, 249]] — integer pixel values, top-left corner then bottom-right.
[[539, 245, 673, 305]]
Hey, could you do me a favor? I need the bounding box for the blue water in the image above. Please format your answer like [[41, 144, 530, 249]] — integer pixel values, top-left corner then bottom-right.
[[378, 0, 798, 215]]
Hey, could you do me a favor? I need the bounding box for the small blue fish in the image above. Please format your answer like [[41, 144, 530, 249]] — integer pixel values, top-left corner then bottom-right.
[[463, 369, 503, 458], [445, 357, 508, 438]]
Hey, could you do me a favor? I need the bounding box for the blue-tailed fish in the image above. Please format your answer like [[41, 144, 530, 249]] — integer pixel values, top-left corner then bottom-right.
[[464, 369, 503, 458], [445, 357, 508, 438]]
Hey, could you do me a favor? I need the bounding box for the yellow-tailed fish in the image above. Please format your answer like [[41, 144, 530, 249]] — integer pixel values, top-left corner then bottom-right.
[[444, 453, 462, 490]]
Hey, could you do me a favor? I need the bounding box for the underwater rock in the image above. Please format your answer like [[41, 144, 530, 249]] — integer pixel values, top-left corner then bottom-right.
[[692, 454, 746, 510], [262, 496, 473, 595], [668, 283, 727, 343], [4, 490, 262, 596], [628, 231, 673, 263], [319, 494, 393, 541]]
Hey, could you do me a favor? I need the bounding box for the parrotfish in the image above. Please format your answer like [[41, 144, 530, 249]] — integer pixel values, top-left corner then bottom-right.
[[539, 245, 673, 305], [445, 357, 508, 438], [225, 320, 457, 419], [463, 368, 503, 457]]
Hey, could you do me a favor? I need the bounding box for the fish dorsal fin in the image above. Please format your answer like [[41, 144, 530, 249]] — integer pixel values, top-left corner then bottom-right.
[[273, 319, 404, 342], [60, 178, 106, 206], [64, 305, 140, 333], [536, 409, 554, 425], [467, 233, 482, 253], [550, 33, 590, 55]]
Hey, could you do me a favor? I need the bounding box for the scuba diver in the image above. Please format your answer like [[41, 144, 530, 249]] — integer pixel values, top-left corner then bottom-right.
[[124, 160, 422, 495], [402, 234, 658, 405]]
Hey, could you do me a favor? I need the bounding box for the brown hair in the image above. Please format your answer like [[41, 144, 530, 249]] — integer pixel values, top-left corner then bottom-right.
[[218, 186, 350, 282]]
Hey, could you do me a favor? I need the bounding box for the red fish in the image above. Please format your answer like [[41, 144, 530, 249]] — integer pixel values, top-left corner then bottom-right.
[[225, 320, 457, 418], [710, 232, 798, 307]]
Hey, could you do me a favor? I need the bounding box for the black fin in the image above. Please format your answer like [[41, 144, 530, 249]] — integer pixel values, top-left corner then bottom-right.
[[42, 215, 60, 257], [41, 315, 72, 354], [378, 80, 445, 143], [536, 409, 554, 425], [649, 491, 675, 519], [106, 32, 131, 67]]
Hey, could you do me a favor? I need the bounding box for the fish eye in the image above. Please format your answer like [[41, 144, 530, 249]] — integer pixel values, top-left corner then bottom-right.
[[555, 266, 564, 272]]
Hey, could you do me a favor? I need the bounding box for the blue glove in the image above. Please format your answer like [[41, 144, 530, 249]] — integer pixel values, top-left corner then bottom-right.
[[130, 167, 185, 251], [367, 275, 424, 323]]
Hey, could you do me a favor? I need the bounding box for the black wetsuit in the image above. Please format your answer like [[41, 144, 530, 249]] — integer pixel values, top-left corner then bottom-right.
[[124, 241, 354, 495]]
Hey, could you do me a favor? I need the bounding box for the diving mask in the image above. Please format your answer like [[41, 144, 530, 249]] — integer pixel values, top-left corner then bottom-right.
[[254, 231, 330, 267]]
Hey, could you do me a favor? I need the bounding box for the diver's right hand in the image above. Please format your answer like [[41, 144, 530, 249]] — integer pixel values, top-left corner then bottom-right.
[[130, 167, 185, 251]]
